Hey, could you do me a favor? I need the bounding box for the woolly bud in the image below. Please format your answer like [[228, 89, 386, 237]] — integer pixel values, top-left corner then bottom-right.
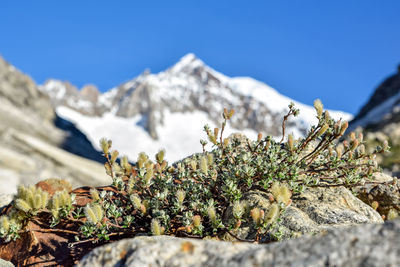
[[51, 194, 60, 210], [42, 191, 49, 209], [84, 204, 98, 224], [371, 201, 379, 210], [121, 156, 131, 172], [336, 144, 344, 158], [110, 150, 119, 163], [271, 182, 292, 205], [127, 177, 136, 193], [232, 201, 244, 219], [265, 204, 280, 224], [16, 199, 31, 213], [130, 194, 142, 210], [0, 216, 10, 232], [250, 208, 261, 226], [190, 160, 197, 171], [33, 194, 42, 209], [104, 162, 112, 176], [144, 168, 154, 186], [207, 154, 214, 166], [313, 99, 323, 117], [90, 188, 100, 202], [137, 152, 148, 169], [334, 120, 341, 135], [207, 206, 217, 225], [257, 133, 263, 142], [151, 219, 162, 236], [208, 134, 217, 145], [223, 138, 229, 147], [339, 121, 348, 136], [324, 110, 330, 121], [200, 156, 208, 175], [287, 133, 294, 152], [59, 190, 71, 207], [140, 204, 147, 215], [99, 138, 110, 154], [317, 124, 329, 137], [214, 128, 219, 140], [175, 189, 186, 205], [350, 139, 359, 151], [192, 215, 202, 228], [92, 204, 104, 223], [17, 185, 28, 200], [156, 149, 165, 164]]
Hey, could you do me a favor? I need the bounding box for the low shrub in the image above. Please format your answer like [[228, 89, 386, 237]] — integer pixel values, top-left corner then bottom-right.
[[0, 100, 389, 244]]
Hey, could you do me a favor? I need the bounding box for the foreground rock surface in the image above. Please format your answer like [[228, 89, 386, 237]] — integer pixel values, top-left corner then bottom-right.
[[79, 219, 400, 267], [223, 186, 383, 242]]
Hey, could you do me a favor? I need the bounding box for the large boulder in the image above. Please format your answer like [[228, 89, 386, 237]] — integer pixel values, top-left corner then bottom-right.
[[223, 186, 383, 242], [78, 219, 400, 267]]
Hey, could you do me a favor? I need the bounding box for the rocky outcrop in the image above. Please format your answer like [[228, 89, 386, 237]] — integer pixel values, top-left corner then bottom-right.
[[0, 56, 109, 194], [352, 65, 400, 128], [354, 173, 400, 219], [223, 186, 382, 242], [78, 219, 400, 267]]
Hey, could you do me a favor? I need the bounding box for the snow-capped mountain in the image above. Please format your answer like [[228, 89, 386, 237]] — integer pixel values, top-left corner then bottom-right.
[[40, 53, 352, 162]]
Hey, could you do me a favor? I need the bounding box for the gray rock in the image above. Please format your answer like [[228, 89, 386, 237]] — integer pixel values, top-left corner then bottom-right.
[[0, 259, 14, 267], [78, 220, 400, 267], [354, 173, 400, 218], [223, 186, 383, 242]]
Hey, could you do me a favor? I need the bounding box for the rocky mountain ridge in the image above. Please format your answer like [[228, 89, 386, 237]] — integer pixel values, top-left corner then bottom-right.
[[0, 56, 109, 194], [351, 65, 400, 129]]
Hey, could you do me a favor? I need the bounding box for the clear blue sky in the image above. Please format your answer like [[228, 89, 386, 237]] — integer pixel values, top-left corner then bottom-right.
[[1, 1, 399, 114]]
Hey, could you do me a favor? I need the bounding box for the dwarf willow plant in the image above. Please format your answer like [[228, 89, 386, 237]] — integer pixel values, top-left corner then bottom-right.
[[0, 100, 388, 244]]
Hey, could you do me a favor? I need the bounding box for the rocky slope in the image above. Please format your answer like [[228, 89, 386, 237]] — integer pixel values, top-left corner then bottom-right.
[[41, 54, 352, 162], [350, 65, 400, 176], [351, 65, 400, 129], [0, 56, 109, 194]]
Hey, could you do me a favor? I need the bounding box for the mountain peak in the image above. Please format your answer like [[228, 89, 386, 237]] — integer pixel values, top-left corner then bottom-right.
[[169, 53, 205, 74]]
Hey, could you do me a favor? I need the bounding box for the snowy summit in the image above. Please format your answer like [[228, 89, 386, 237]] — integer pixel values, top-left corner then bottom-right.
[[40, 53, 352, 162]]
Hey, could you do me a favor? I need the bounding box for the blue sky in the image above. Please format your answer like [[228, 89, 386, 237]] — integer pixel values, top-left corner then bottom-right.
[[0, 1, 399, 114]]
